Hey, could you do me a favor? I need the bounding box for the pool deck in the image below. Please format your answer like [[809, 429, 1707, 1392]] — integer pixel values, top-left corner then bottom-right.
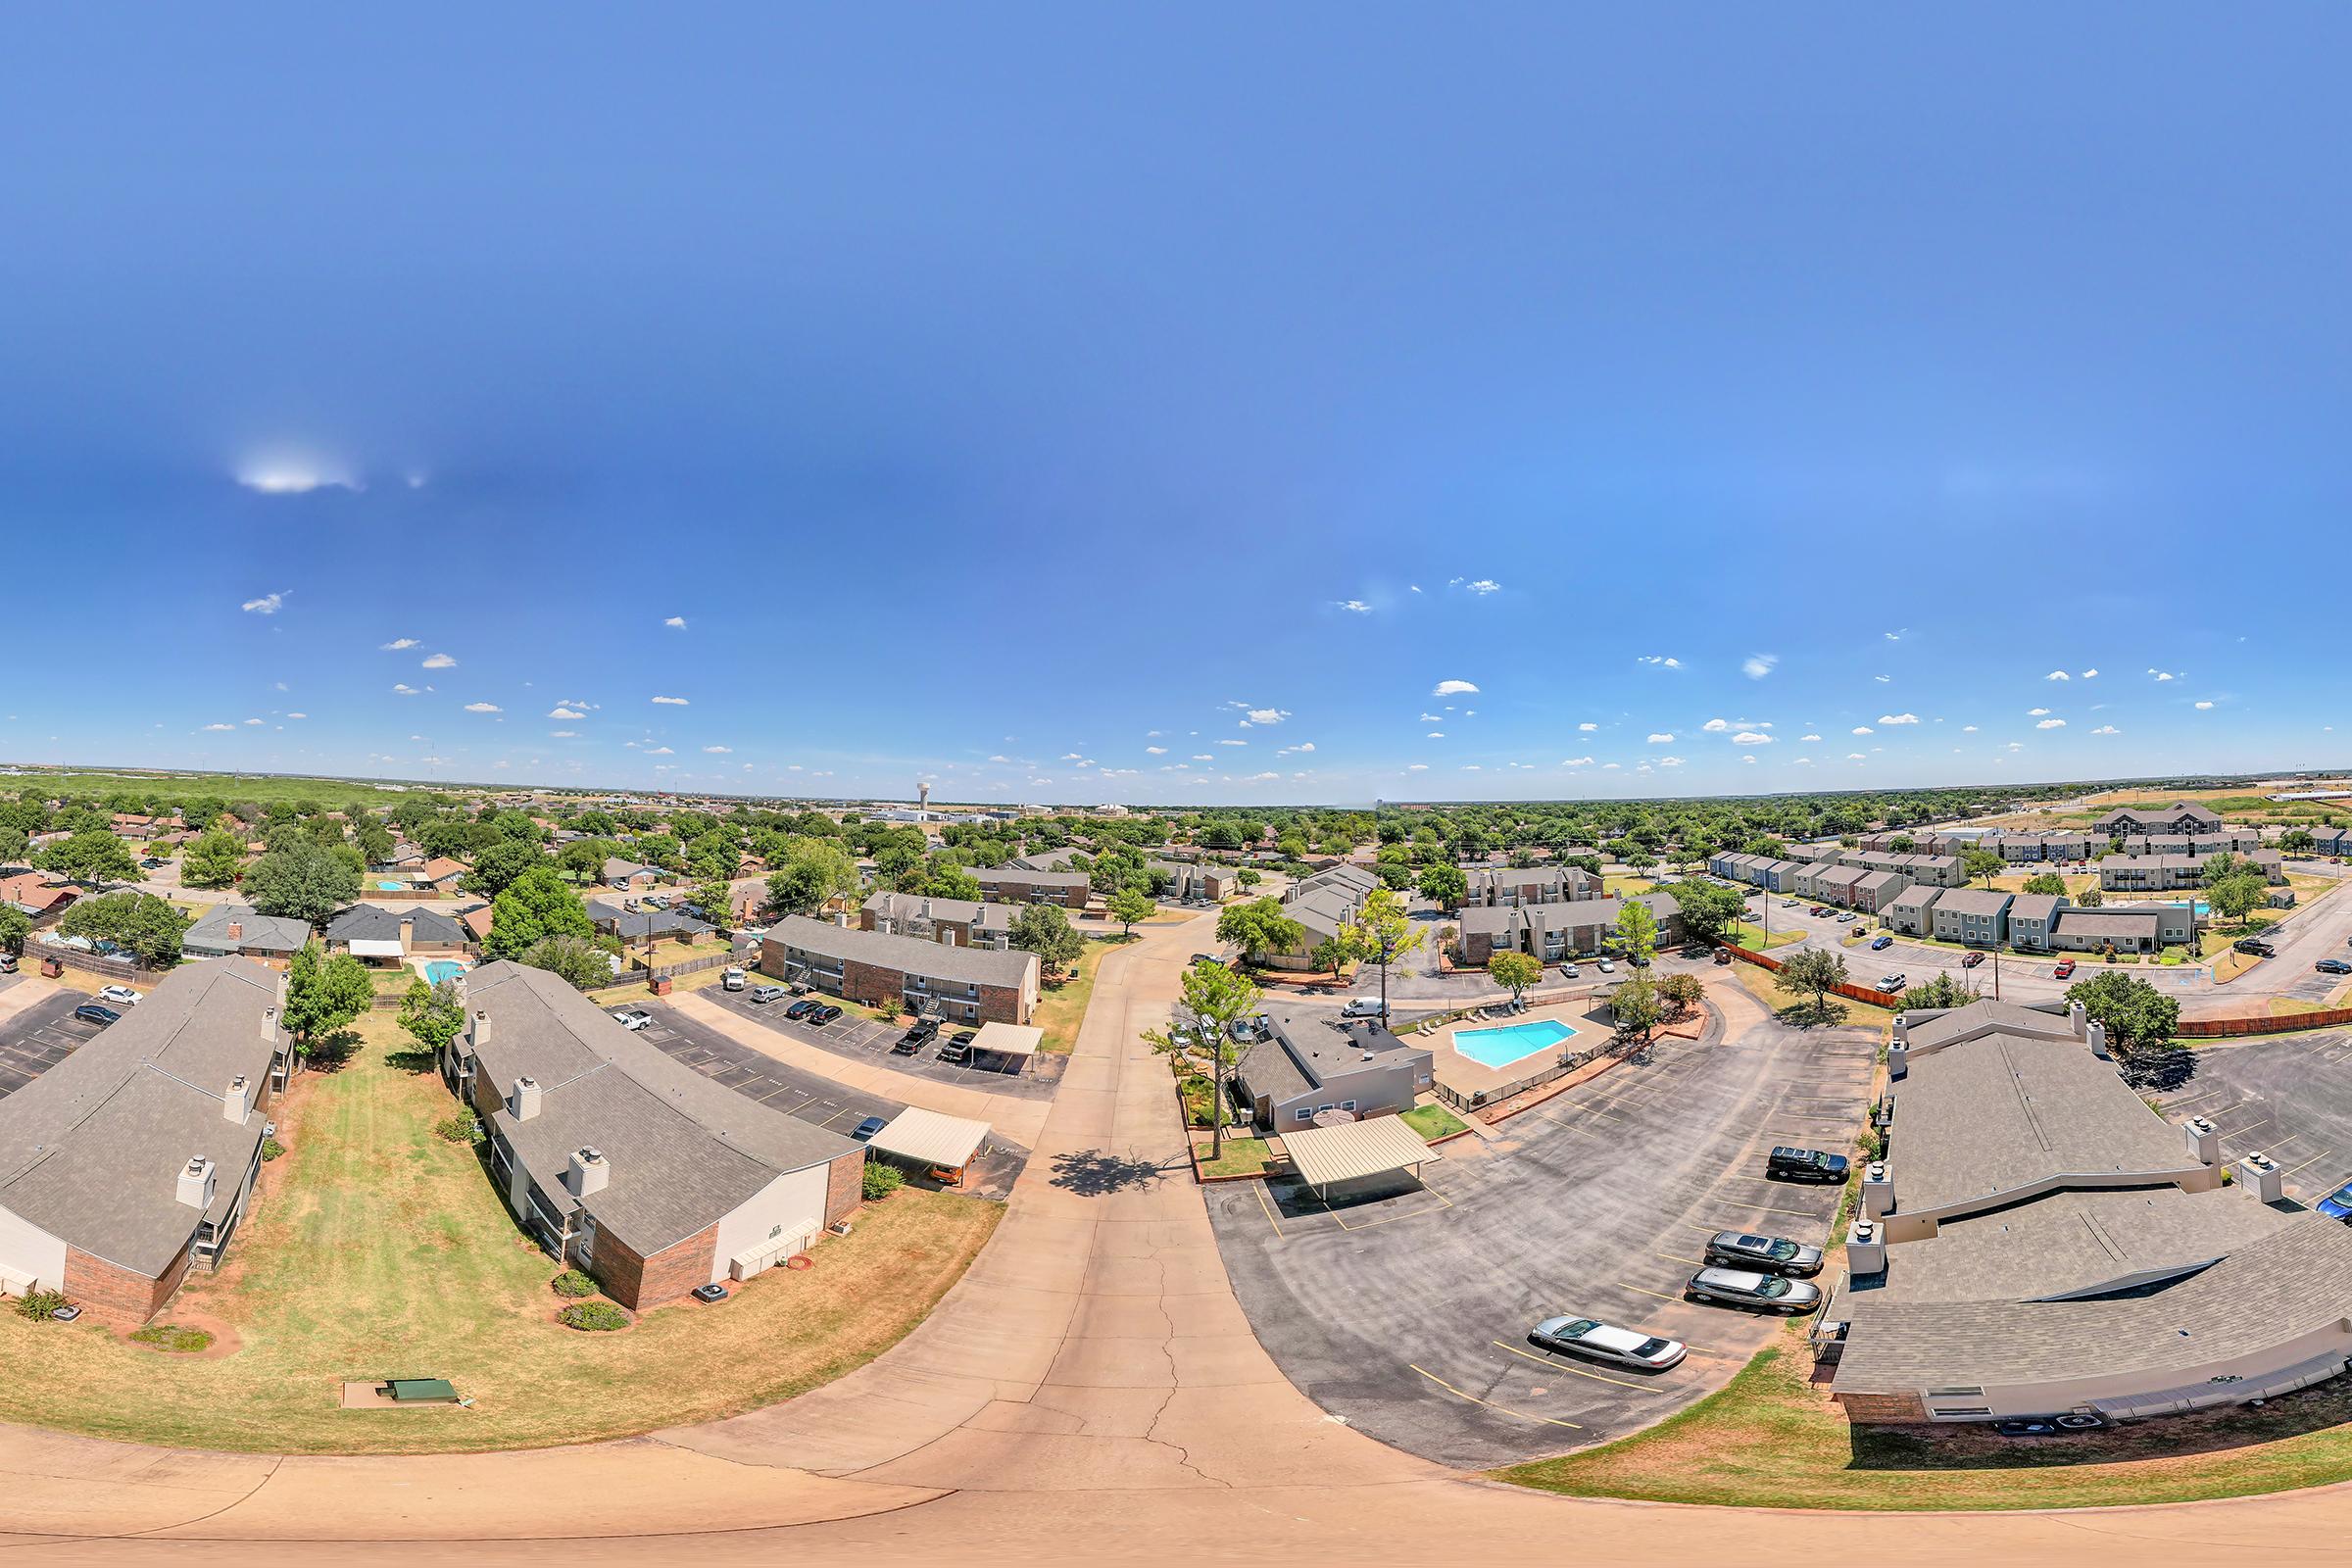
[[1428, 1000, 1602, 1101]]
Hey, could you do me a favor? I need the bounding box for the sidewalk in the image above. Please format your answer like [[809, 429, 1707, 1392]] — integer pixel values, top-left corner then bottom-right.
[[666, 989, 1053, 1148]]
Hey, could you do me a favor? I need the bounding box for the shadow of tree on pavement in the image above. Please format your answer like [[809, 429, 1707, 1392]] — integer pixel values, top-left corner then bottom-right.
[[1049, 1148, 1182, 1197]]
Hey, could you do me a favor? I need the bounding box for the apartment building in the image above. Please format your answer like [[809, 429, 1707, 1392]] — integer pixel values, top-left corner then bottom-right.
[[760, 915, 1041, 1024], [1883, 884, 1944, 937], [2003, 893, 2065, 952], [858, 891, 1014, 949], [1930, 888, 2014, 947], [0, 960, 292, 1323], [444, 963, 865, 1310], [1233, 1011, 1435, 1132], [1848, 869, 1912, 915], [969, 866, 1092, 909], [2122, 830, 2263, 858], [2090, 802, 2227, 839], [1454, 892, 1684, 966], [1465, 863, 1603, 907]]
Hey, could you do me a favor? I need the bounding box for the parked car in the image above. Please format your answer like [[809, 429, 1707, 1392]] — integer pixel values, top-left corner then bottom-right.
[[1961, 951, 1985, 968], [2053, 959, 2077, 979], [1782, 899, 1798, 907], [939, 1029, 977, 1064], [1595, 957, 1616, 974], [1340, 998, 1389, 1019], [1627, 954, 1651, 968], [1558, 961, 1581, 978], [749, 983, 788, 1004], [1528, 1315, 1687, 1371], [1712, 948, 1732, 965], [0, 954, 16, 974], [1836, 910, 1858, 923], [1190, 953, 1225, 966], [608, 1007, 653, 1031], [74, 1003, 122, 1027], [1877, 973, 1905, 992], [721, 967, 747, 992], [784, 998, 818, 1018], [1869, 935, 1892, 951], [2235, 938, 2278, 958], [851, 1115, 888, 1142], [808, 1004, 844, 1025], [1766, 1146, 1849, 1184], [2319, 958, 2352, 976], [1684, 1266, 1822, 1314], [1703, 1231, 1824, 1277], [1807, 906, 1828, 916], [97, 984, 142, 1006], [2317, 1179, 2352, 1221]]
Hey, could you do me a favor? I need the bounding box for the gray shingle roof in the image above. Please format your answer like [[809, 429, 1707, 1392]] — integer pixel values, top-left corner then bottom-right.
[[762, 914, 1041, 989], [325, 903, 468, 946], [586, 899, 714, 941], [0, 959, 283, 1276], [464, 961, 858, 1254], [183, 905, 314, 955]]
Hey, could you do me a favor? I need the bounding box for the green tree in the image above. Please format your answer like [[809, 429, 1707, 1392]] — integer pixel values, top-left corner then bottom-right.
[[0, 906, 28, 957], [1141, 956, 1263, 1161], [2020, 871, 2067, 897], [1610, 973, 1663, 1041], [1415, 862, 1469, 909], [242, 838, 361, 926], [1657, 970, 1706, 1019], [2202, 853, 2268, 928], [2281, 828, 2317, 855], [1216, 897, 1307, 966], [764, 836, 862, 917], [354, 817, 396, 865], [1487, 950, 1543, 1005], [691, 879, 735, 926], [396, 977, 467, 1055], [1104, 886, 1156, 937], [2066, 970, 2180, 1054], [466, 839, 545, 900], [1898, 972, 1980, 1011], [484, 866, 595, 959], [1007, 903, 1086, 981], [1310, 935, 1350, 978], [1612, 898, 1661, 964], [1342, 888, 1423, 1019], [2076, 881, 2104, 907], [1961, 847, 2007, 888], [39, 830, 139, 888], [1666, 881, 1745, 946], [280, 941, 373, 1054], [1235, 867, 1261, 888], [1775, 947, 1849, 1023], [57, 892, 187, 967], [180, 828, 246, 890], [523, 934, 614, 990]]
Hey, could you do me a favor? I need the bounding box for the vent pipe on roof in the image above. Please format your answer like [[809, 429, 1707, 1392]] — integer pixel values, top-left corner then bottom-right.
[[472, 1010, 490, 1047], [2183, 1115, 2221, 1165], [2239, 1151, 2285, 1203], [176, 1156, 216, 1210], [223, 1074, 251, 1124], [2068, 1000, 2085, 1037], [2087, 1020, 2110, 1060], [510, 1077, 542, 1121], [568, 1147, 610, 1197], [262, 1005, 278, 1044], [1862, 1160, 1893, 1220]]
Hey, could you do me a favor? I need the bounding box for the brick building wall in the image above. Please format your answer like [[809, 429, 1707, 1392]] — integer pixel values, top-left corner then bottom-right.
[[823, 1150, 863, 1226], [593, 1220, 720, 1310], [63, 1242, 191, 1326], [1834, 1390, 1928, 1423]]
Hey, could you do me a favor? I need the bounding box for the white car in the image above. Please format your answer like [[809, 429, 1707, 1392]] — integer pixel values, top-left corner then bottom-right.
[[1529, 1315, 1687, 1371], [1595, 957, 1616, 973], [1558, 962, 1580, 978], [608, 1007, 653, 1031], [721, 967, 747, 992], [1340, 998, 1388, 1019], [97, 985, 142, 1006]]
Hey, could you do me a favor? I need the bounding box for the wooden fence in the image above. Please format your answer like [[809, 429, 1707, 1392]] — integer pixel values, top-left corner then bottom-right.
[[1718, 941, 1905, 1009], [2177, 1006, 2352, 1039]]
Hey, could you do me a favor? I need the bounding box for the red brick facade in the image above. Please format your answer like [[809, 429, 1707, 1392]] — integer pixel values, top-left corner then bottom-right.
[[592, 1221, 719, 1310], [833, 957, 1030, 1023], [64, 1243, 193, 1326], [1833, 1391, 1928, 1423], [823, 1150, 863, 1226]]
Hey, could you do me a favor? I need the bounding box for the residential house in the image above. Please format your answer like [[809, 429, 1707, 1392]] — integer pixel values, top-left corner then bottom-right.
[[182, 906, 313, 964], [455, 904, 496, 945], [602, 858, 663, 892], [421, 857, 471, 895], [759, 915, 1041, 1025], [0, 871, 80, 924], [325, 905, 473, 966], [1454, 892, 1684, 967], [442, 962, 865, 1310], [1930, 888, 2014, 948], [588, 900, 715, 945], [0, 960, 291, 1323], [969, 866, 1092, 909], [1834, 999, 2352, 1425], [1232, 1011, 1435, 1133], [858, 891, 1014, 950], [2090, 802, 2228, 839], [1884, 885, 1944, 937]]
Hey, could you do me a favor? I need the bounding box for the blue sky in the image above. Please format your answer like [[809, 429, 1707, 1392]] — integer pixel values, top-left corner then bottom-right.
[[4, 8, 2348, 805]]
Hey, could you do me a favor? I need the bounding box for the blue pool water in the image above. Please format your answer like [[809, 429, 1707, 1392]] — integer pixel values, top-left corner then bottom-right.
[[376, 880, 408, 892], [423, 960, 467, 986], [1453, 1018, 1579, 1068]]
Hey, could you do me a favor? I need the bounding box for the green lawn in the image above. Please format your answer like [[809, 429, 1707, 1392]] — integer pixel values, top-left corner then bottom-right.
[[1196, 1136, 1277, 1179], [1399, 1102, 1469, 1141], [1499, 1339, 2352, 1511], [0, 1012, 1000, 1454]]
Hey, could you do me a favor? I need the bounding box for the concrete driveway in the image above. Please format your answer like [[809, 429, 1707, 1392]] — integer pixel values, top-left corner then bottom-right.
[[1205, 984, 1878, 1465]]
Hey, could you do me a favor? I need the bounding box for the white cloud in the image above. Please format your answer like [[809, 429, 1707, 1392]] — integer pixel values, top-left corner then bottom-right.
[[1800, 733, 1822, 742], [241, 717, 263, 725], [1741, 653, 1779, 680], [1961, 724, 1979, 732], [2149, 668, 2176, 681], [2195, 700, 2215, 710], [1646, 732, 1674, 744], [1846, 752, 1867, 760], [463, 702, 501, 713], [1432, 679, 1480, 697], [1851, 726, 1874, 735], [1878, 713, 1920, 725], [284, 711, 306, 720], [1636, 656, 1680, 668], [1192, 754, 1213, 760], [380, 637, 417, 650], [421, 653, 457, 669], [1427, 732, 1446, 740], [1244, 708, 1290, 725], [1740, 755, 1757, 763], [2092, 724, 2121, 735], [1657, 757, 1685, 767], [202, 722, 235, 731], [988, 754, 1011, 763], [1334, 599, 1373, 614], [392, 683, 419, 695], [1407, 763, 1428, 771], [1578, 721, 1598, 732], [1463, 578, 1501, 595], [1702, 718, 1730, 732], [646, 746, 674, 756], [703, 745, 732, 754], [2036, 717, 2066, 729], [1145, 745, 1167, 755], [1884, 628, 1907, 641], [1559, 756, 1594, 767], [547, 707, 584, 719], [1459, 764, 1482, 772], [2045, 669, 2070, 681], [2028, 707, 2051, 716], [1793, 757, 1812, 764], [240, 591, 287, 615], [651, 695, 689, 705], [550, 730, 578, 739], [1217, 738, 1247, 747], [663, 615, 687, 629], [1277, 742, 1316, 756], [1733, 731, 1773, 746], [2081, 668, 2098, 678]]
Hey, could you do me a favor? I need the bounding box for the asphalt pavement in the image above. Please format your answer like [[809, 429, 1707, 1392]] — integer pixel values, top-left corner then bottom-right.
[[696, 986, 1064, 1101], [2155, 1030, 2352, 1205], [0, 989, 101, 1100]]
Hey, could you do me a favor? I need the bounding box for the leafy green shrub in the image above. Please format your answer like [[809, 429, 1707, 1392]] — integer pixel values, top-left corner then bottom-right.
[[14, 1289, 69, 1322], [558, 1300, 630, 1332], [434, 1112, 484, 1145], [550, 1269, 598, 1298], [261, 1136, 285, 1162], [861, 1160, 905, 1200]]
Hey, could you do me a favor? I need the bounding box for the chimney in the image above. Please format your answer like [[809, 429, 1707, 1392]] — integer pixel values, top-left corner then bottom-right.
[[472, 1010, 490, 1048], [226, 920, 243, 942], [262, 1005, 278, 1044], [510, 1076, 543, 1121], [2183, 1115, 2221, 1164], [2239, 1151, 2285, 1203], [222, 1074, 251, 1124], [399, 914, 414, 952], [1862, 1159, 1894, 1220], [2068, 1000, 2086, 1037], [1886, 1039, 1908, 1080], [276, 968, 290, 1008], [2087, 1020, 2109, 1060], [175, 1155, 216, 1210], [1845, 1218, 1886, 1275], [567, 1147, 610, 1197]]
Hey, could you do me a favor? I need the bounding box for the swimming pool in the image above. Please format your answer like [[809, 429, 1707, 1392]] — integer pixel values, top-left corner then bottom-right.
[[376, 880, 409, 892], [1451, 1017, 1578, 1069], [423, 960, 467, 986]]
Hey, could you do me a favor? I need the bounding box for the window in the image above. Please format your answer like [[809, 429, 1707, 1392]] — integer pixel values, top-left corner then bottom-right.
[[1296, 1107, 1312, 1122]]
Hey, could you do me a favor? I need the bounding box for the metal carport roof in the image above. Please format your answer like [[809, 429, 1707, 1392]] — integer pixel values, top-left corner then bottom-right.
[[1282, 1115, 1441, 1192], [971, 1022, 1045, 1057], [866, 1106, 992, 1172]]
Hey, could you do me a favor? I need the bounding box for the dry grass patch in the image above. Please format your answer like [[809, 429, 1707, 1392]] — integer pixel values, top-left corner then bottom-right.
[[0, 1012, 999, 1454]]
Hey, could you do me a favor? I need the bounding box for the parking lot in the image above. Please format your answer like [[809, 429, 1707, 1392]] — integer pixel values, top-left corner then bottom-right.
[[698, 986, 1064, 1101], [0, 988, 102, 1100], [2156, 1031, 2352, 1207], [1204, 1012, 1879, 1466], [630, 999, 1029, 1199]]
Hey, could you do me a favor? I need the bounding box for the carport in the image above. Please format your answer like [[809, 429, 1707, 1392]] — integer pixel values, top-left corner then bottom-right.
[[1281, 1114, 1442, 1201], [969, 1021, 1043, 1072], [865, 1106, 993, 1187]]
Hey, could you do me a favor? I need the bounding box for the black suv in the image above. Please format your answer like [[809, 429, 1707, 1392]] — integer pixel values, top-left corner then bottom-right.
[[1766, 1146, 1849, 1184], [2235, 938, 2278, 958]]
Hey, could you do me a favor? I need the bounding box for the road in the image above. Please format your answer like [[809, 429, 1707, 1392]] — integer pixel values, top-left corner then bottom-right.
[[10, 910, 2352, 1563]]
